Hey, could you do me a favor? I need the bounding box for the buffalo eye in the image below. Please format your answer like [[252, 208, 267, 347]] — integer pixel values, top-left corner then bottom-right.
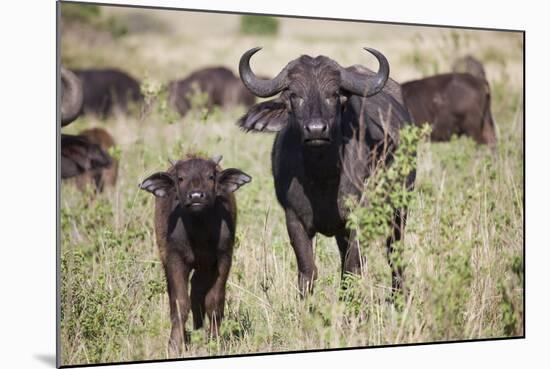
[[178, 176, 183, 182], [325, 93, 339, 104], [290, 93, 304, 107], [209, 174, 215, 181]]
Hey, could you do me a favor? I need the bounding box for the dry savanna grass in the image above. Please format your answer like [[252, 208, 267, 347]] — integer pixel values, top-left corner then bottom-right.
[[59, 4, 524, 366]]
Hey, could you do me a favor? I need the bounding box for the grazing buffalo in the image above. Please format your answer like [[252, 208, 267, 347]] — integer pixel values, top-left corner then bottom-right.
[[61, 134, 112, 180], [401, 73, 496, 146], [73, 128, 118, 192], [168, 67, 256, 117], [452, 55, 487, 80], [60, 66, 112, 180], [238, 47, 414, 297], [74, 68, 143, 118], [139, 155, 251, 353]]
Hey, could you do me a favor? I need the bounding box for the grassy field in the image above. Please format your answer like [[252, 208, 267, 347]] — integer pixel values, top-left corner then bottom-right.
[[59, 5, 524, 366]]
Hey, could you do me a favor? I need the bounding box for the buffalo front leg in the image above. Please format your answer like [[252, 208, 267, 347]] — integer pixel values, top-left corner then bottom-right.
[[165, 250, 191, 355], [285, 210, 317, 297], [190, 272, 210, 330], [386, 209, 407, 300], [336, 231, 362, 278]]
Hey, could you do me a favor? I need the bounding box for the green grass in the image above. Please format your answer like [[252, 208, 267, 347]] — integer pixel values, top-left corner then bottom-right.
[[60, 8, 523, 366]]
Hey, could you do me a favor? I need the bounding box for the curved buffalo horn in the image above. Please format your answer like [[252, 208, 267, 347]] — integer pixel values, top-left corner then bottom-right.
[[60, 66, 83, 127], [340, 47, 389, 97], [212, 155, 223, 165], [239, 47, 288, 98]]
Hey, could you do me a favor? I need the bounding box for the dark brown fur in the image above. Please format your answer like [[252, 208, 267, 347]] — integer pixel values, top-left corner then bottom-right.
[[139, 156, 251, 354], [402, 73, 496, 146]]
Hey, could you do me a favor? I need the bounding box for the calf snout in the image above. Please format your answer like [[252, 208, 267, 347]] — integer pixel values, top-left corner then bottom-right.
[[188, 191, 206, 200], [303, 119, 330, 145], [184, 191, 210, 211]]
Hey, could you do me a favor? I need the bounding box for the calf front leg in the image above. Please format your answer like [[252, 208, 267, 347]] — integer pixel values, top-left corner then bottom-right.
[[204, 252, 232, 338], [285, 210, 317, 297], [190, 272, 210, 330], [165, 250, 191, 355]]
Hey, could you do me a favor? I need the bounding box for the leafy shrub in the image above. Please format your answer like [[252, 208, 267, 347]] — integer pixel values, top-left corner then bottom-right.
[[61, 3, 127, 38], [61, 3, 101, 23], [240, 15, 279, 36], [346, 124, 431, 247]]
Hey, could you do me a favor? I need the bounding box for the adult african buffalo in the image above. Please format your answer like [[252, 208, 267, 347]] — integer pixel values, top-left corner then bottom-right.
[[401, 73, 496, 146], [60, 66, 113, 180], [74, 68, 143, 118], [238, 47, 414, 297], [168, 67, 255, 117], [452, 55, 487, 80]]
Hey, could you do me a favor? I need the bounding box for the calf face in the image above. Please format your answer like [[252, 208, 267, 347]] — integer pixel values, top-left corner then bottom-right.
[[139, 156, 251, 354], [140, 157, 250, 213]]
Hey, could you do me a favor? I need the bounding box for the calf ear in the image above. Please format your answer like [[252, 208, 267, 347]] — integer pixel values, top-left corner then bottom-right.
[[139, 172, 175, 198], [237, 98, 288, 132], [218, 168, 252, 193]]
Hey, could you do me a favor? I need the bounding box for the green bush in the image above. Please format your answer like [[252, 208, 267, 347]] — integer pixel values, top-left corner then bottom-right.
[[61, 3, 127, 38], [61, 3, 101, 23], [240, 15, 279, 36], [346, 124, 431, 247]]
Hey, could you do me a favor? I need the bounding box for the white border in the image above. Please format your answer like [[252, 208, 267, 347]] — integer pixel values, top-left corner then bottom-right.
[[1, 1, 546, 368]]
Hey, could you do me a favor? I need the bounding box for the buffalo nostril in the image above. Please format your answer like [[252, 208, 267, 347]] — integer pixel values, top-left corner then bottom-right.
[[306, 122, 327, 134]]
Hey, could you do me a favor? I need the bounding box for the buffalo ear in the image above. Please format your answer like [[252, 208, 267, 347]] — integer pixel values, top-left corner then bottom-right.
[[237, 98, 288, 133], [218, 168, 252, 193], [139, 172, 175, 198]]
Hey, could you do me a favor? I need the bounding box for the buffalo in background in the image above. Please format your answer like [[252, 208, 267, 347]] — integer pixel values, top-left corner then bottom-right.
[[74, 68, 143, 118], [401, 72, 497, 146], [60, 66, 117, 183], [168, 66, 256, 117], [238, 47, 414, 297], [61, 66, 111, 179], [72, 127, 119, 192]]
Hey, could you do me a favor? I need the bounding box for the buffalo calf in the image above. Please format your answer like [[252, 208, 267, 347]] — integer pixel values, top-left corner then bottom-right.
[[139, 155, 251, 353], [402, 73, 497, 146]]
